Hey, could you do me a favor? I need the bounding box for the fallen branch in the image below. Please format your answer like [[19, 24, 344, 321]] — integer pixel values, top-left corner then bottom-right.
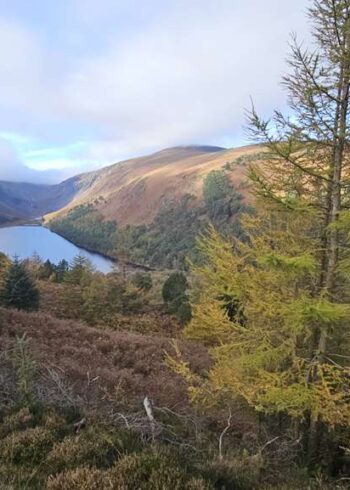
[[219, 408, 232, 460]]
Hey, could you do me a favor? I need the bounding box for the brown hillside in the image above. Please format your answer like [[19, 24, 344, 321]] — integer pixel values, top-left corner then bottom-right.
[[45, 145, 260, 227], [0, 307, 209, 410]]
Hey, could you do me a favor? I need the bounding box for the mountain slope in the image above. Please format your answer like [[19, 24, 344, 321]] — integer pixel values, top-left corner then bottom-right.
[[0, 177, 82, 224], [45, 144, 259, 227]]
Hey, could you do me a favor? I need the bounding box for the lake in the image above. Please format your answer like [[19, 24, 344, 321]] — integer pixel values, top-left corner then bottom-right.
[[0, 225, 115, 273]]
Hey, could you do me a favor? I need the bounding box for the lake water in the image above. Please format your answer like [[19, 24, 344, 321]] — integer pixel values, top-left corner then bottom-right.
[[0, 226, 115, 273]]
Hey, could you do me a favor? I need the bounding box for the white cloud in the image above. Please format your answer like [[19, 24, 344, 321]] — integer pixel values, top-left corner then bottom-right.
[[0, 138, 43, 182], [0, 137, 70, 183], [60, 0, 310, 143], [0, 0, 311, 179], [0, 19, 46, 112]]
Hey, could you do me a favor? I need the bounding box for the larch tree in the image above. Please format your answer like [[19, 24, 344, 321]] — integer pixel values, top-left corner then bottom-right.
[[173, 0, 350, 467]]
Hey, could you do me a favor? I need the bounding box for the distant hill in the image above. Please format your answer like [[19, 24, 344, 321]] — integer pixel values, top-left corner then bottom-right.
[[0, 178, 80, 224], [44, 144, 259, 227]]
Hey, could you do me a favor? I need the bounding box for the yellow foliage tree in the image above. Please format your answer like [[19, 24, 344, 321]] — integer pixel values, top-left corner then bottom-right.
[[172, 0, 350, 467], [183, 215, 350, 430]]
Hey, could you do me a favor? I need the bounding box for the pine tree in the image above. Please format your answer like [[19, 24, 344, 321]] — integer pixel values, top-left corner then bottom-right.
[[55, 259, 69, 283], [174, 0, 350, 468], [162, 272, 192, 324], [0, 257, 39, 311], [38, 259, 55, 280], [0, 252, 10, 289], [65, 254, 94, 286]]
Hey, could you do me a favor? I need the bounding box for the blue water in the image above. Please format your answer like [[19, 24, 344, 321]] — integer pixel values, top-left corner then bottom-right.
[[0, 226, 115, 273]]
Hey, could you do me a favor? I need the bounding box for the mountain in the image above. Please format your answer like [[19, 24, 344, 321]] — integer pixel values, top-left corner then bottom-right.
[[0, 177, 81, 224], [44, 144, 259, 227]]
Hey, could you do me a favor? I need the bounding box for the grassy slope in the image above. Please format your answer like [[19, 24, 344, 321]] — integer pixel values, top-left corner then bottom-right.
[[45, 145, 260, 228]]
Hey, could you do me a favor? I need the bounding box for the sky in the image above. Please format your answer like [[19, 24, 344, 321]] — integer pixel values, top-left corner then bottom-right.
[[0, 0, 310, 183]]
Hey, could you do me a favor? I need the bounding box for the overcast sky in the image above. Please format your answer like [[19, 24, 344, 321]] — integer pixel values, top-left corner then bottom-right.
[[0, 0, 310, 183]]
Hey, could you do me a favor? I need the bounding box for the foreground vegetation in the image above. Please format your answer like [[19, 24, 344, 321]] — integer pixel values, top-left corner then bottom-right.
[[0, 308, 343, 489]]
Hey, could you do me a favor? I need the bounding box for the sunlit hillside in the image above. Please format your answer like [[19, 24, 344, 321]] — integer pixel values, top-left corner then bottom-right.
[[45, 144, 261, 227]]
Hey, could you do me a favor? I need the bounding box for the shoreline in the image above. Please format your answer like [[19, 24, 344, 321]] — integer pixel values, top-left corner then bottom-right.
[[0, 218, 43, 228], [44, 227, 155, 272], [0, 220, 155, 273]]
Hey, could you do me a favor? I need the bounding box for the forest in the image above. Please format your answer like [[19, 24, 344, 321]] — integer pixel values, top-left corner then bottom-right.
[[2, 0, 350, 488]]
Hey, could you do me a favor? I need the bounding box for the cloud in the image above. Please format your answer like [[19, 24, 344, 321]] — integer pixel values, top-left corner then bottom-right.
[[60, 1, 310, 141], [0, 137, 69, 183], [0, 0, 311, 180], [0, 138, 42, 182]]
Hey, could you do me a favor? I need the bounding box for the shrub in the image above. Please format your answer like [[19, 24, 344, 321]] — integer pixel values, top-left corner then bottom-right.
[[47, 466, 111, 490], [47, 461, 214, 490], [0, 461, 44, 489], [110, 447, 212, 490], [201, 455, 263, 490], [0, 407, 34, 437], [46, 426, 140, 473], [0, 426, 54, 464], [132, 273, 153, 291]]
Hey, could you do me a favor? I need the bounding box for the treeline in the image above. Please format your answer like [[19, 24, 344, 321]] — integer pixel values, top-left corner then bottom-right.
[[48, 169, 250, 269]]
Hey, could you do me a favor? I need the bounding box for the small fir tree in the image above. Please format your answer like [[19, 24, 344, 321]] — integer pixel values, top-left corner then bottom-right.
[[0, 257, 39, 311], [65, 254, 94, 286], [55, 259, 69, 283]]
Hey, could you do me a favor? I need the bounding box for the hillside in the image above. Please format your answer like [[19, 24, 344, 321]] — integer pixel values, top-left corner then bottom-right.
[[46, 145, 263, 268], [0, 177, 82, 224], [45, 144, 259, 227], [0, 144, 259, 228], [0, 306, 209, 409]]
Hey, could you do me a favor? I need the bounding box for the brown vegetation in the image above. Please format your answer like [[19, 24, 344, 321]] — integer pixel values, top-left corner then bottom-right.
[[0, 306, 209, 411]]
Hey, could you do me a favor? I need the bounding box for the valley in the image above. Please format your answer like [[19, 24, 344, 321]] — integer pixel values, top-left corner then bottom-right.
[[0, 144, 261, 269], [0, 177, 81, 224], [0, 145, 258, 227]]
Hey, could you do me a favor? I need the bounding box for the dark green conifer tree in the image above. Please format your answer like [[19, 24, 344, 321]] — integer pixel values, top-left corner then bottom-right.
[[0, 257, 39, 311], [162, 272, 192, 324], [65, 254, 94, 286], [55, 259, 69, 283]]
